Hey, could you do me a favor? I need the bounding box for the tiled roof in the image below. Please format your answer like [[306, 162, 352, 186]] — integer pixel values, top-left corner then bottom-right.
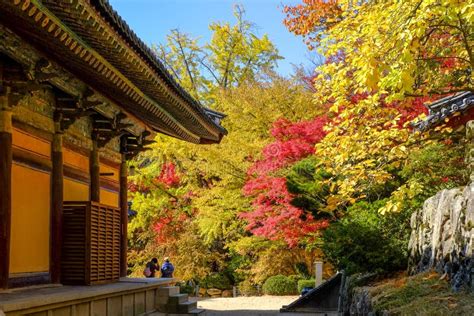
[[413, 92, 474, 130]]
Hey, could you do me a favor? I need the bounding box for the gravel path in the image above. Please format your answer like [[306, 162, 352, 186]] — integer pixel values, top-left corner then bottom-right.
[[195, 296, 330, 316]]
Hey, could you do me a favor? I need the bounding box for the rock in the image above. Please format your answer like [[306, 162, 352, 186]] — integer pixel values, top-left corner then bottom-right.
[[207, 288, 222, 296], [349, 287, 372, 316], [222, 290, 233, 297], [339, 273, 379, 315], [199, 287, 207, 296], [408, 183, 474, 292], [211, 294, 221, 298]]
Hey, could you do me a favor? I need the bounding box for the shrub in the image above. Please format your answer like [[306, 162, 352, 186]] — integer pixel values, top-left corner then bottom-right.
[[178, 283, 195, 295], [238, 280, 260, 296], [262, 275, 297, 295], [322, 200, 411, 275], [297, 279, 316, 293], [288, 274, 304, 285], [200, 273, 231, 290]]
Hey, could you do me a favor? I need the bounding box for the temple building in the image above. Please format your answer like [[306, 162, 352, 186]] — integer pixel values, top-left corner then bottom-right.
[[0, 1, 225, 315]]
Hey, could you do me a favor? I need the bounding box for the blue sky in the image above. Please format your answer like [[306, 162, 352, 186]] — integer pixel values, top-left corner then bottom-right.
[[108, 0, 311, 76]]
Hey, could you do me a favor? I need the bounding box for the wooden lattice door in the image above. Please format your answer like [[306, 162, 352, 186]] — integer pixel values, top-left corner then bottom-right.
[[62, 201, 121, 285]]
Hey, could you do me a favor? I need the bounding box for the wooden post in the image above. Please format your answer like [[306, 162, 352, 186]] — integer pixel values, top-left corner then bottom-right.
[[315, 261, 323, 287], [0, 93, 13, 289], [90, 137, 100, 202], [50, 120, 63, 284], [119, 153, 128, 277]]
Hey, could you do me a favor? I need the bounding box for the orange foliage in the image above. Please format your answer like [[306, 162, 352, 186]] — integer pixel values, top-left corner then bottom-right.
[[283, 0, 341, 49]]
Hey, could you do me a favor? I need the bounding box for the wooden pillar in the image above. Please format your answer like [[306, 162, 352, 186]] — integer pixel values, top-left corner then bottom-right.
[[0, 94, 12, 289], [120, 153, 128, 277], [90, 138, 100, 202], [50, 121, 63, 284]]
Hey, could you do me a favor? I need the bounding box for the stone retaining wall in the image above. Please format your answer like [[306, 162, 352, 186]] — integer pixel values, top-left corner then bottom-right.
[[408, 183, 474, 292]]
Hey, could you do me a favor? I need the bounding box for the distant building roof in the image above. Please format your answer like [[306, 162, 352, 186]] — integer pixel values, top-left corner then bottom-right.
[[0, 0, 226, 144], [413, 92, 474, 131]]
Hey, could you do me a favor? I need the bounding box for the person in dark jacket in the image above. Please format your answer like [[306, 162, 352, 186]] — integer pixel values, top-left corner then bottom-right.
[[161, 257, 175, 278], [145, 258, 158, 278]]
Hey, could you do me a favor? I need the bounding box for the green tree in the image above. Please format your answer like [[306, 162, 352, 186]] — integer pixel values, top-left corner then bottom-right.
[[154, 5, 282, 103]]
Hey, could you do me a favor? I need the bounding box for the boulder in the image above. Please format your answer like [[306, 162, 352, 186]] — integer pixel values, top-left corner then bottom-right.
[[199, 287, 207, 296], [207, 288, 222, 296], [222, 290, 233, 297]]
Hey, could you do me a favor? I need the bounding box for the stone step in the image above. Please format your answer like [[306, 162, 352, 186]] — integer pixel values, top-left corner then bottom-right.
[[177, 301, 198, 314], [169, 308, 206, 316], [163, 301, 197, 314], [146, 308, 206, 316], [168, 293, 189, 304], [157, 286, 180, 297], [157, 293, 189, 305], [157, 301, 197, 314]]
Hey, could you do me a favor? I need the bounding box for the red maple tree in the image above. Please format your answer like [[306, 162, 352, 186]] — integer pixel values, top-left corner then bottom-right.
[[241, 116, 329, 247]]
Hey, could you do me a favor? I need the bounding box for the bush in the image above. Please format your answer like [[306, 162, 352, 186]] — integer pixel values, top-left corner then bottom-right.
[[297, 279, 315, 293], [238, 280, 260, 296], [288, 274, 304, 285], [262, 275, 297, 295], [200, 273, 231, 290], [322, 200, 411, 275], [178, 282, 195, 295]]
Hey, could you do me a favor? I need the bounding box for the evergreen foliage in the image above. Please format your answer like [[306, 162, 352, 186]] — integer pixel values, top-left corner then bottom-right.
[[262, 275, 297, 295], [297, 279, 316, 293]]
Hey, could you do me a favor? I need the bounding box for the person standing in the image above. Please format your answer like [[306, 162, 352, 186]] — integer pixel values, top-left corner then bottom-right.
[[161, 257, 175, 278], [143, 258, 159, 278]]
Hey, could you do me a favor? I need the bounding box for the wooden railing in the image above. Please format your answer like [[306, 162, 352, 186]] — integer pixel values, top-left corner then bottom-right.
[[62, 201, 121, 285]]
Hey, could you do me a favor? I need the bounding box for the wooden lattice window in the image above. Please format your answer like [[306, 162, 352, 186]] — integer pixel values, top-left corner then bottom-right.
[[62, 201, 121, 285]]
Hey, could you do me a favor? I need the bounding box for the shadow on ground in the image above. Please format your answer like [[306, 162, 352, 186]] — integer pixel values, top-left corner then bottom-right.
[[204, 310, 332, 316]]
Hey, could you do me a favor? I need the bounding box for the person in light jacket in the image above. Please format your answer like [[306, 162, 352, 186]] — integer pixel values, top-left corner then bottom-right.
[[161, 257, 175, 278]]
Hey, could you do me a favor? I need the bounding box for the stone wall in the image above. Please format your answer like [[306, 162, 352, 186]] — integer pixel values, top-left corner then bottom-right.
[[408, 183, 474, 291]]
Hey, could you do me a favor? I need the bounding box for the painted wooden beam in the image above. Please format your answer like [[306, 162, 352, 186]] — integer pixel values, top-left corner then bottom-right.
[[119, 153, 128, 277], [0, 96, 13, 289], [50, 120, 63, 284], [90, 137, 100, 202]]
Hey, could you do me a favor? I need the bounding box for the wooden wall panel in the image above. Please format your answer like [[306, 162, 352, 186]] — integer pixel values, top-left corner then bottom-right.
[[12, 128, 51, 159], [10, 164, 50, 274], [100, 189, 119, 208], [64, 178, 89, 201], [63, 148, 88, 172], [100, 163, 119, 183]]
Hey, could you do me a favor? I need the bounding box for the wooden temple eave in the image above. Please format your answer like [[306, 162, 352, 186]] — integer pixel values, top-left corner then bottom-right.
[[0, 0, 216, 144], [0, 24, 147, 139], [69, 0, 224, 140]]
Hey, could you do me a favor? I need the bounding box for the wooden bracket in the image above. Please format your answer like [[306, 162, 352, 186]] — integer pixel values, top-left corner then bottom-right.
[[0, 56, 53, 106], [93, 112, 132, 148], [25, 58, 57, 83], [120, 131, 155, 159], [54, 88, 103, 131]]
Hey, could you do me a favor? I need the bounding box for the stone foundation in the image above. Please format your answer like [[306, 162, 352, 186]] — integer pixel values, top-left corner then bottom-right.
[[0, 278, 175, 316]]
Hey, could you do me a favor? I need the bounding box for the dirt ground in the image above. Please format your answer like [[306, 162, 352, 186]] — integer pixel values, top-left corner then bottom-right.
[[194, 296, 330, 316]]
